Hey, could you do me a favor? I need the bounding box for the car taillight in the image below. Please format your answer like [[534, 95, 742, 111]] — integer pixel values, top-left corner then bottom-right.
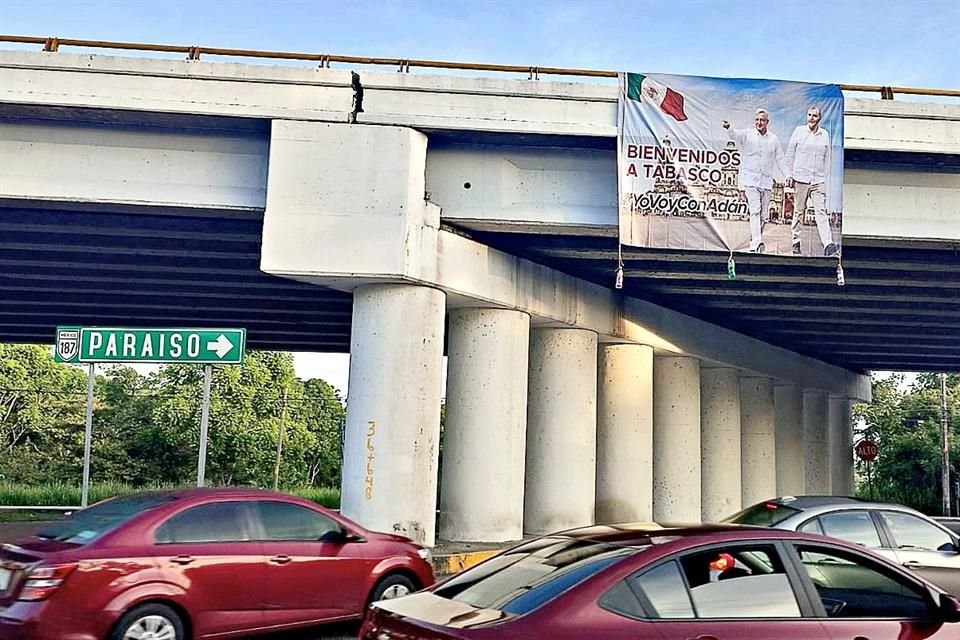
[[18, 563, 78, 601]]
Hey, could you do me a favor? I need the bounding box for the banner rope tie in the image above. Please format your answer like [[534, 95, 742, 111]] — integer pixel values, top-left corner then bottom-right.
[[727, 250, 736, 280], [615, 243, 624, 289], [836, 254, 845, 287]]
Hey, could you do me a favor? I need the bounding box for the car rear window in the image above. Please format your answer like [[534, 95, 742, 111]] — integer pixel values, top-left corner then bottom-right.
[[35, 494, 175, 545], [433, 536, 636, 616], [723, 502, 801, 527]]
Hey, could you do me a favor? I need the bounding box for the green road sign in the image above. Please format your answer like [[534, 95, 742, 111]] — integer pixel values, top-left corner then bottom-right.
[[55, 327, 246, 364]]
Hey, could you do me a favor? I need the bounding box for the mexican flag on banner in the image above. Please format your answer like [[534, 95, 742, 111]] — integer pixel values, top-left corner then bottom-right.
[[625, 73, 688, 122]]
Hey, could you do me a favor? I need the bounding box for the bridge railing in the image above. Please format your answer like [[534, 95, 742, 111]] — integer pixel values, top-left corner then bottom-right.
[[2, 34, 958, 100]]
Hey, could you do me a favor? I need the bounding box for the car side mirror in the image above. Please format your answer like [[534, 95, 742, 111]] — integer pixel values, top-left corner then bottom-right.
[[319, 529, 346, 543], [941, 541, 960, 555], [343, 530, 366, 543], [320, 528, 365, 544], [938, 593, 960, 622]]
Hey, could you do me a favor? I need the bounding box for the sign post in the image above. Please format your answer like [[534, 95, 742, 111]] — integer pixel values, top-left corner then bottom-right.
[[941, 373, 951, 517], [55, 327, 247, 499], [856, 439, 879, 500], [197, 365, 213, 487], [81, 363, 95, 507]]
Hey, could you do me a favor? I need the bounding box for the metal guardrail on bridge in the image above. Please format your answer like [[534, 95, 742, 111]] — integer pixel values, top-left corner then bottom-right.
[[1, 34, 959, 100]]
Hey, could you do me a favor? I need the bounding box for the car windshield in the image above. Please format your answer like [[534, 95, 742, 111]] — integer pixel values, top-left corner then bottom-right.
[[724, 502, 801, 527], [35, 494, 175, 544], [433, 536, 636, 616]]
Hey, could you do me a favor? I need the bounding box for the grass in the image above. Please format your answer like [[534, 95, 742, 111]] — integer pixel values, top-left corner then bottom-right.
[[0, 481, 341, 519], [288, 485, 341, 509], [0, 510, 60, 522], [0, 481, 146, 507]]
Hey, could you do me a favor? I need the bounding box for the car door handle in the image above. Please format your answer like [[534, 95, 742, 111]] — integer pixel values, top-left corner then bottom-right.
[[270, 554, 292, 565], [902, 560, 923, 567], [689, 636, 717, 640], [171, 555, 195, 565]]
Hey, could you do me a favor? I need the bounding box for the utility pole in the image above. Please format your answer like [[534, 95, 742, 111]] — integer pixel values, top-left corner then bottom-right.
[[273, 388, 289, 491], [941, 373, 951, 517]]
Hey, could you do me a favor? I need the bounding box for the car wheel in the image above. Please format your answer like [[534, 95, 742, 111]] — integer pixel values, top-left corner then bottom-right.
[[111, 602, 186, 640], [370, 573, 418, 602]]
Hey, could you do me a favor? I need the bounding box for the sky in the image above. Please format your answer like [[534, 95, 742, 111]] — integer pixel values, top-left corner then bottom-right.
[[2, 0, 956, 90], [2, 0, 954, 392]]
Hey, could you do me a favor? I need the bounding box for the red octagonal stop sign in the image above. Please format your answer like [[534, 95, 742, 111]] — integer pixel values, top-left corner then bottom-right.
[[856, 439, 878, 462]]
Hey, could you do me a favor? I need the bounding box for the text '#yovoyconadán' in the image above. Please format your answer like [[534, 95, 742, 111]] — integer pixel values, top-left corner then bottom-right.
[[629, 192, 749, 217]]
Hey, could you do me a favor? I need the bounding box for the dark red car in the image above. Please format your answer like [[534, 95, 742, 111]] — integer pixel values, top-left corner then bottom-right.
[[361, 524, 960, 640], [0, 488, 433, 639]]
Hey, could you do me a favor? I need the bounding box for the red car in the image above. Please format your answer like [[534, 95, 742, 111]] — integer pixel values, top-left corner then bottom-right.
[[362, 524, 960, 640], [0, 488, 433, 639]]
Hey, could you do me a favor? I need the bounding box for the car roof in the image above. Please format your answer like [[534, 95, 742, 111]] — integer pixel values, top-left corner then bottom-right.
[[540, 522, 808, 548], [169, 487, 293, 499], [765, 495, 915, 511], [104, 487, 307, 502]]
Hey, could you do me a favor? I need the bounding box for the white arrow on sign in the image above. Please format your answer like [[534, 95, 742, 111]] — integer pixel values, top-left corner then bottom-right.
[[207, 334, 234, 358]]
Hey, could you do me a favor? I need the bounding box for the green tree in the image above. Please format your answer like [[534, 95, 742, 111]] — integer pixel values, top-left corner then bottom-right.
[[0, 345, 348, 492], [855, 373, 960, 514], [91, 365, 159, 484], [0, 344, 86, 483], [296, 378, 345, 487], [149, 352, 299, 486]]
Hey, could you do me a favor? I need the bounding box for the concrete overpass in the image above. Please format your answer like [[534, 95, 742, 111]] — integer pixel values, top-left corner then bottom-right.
[[0, 44, 957, 545]]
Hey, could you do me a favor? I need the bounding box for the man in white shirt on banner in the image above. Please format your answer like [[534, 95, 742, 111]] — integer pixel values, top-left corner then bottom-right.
[[723, 109, 788, 253], [786, 106, 838, 256]]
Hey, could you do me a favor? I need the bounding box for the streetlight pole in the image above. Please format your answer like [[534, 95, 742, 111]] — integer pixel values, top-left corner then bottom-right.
[[941, 373, 951, 517]]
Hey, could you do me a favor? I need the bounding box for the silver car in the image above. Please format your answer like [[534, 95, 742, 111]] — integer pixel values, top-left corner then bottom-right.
[[726, 496, 960, 596]]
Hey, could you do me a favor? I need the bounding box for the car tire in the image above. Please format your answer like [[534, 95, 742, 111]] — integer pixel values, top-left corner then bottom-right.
[[110, 602, 186, 640], [369, 573, 418, 603]]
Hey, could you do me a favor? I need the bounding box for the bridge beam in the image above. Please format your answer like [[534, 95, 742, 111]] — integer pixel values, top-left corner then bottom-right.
[[260, 119, 870, 400]]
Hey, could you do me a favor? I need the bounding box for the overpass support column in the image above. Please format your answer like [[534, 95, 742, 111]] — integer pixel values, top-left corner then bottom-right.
[[829, 396, 854, 496], [700, 366, 741, 522], [653, 356, 701, 522], [741, 376, 777, 507], [340, 284, 445, 547], [440, 308, 530, 542], [803, 390, 831, 494], [596, 343, 654, 523], [525, 328, 598, 535], [775, 383, 805, 496]]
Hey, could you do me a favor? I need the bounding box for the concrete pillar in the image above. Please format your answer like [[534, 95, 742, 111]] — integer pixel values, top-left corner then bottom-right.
[[700, 366, 741, 522], [775, 383, 805, 496], [803, 389, 831, 494], [440, 308, 530, 542], [741, 376, 777, 507], [341, 284, 445, 547], [841, 399, 857, 496], [829, 396, 854, 496], [524, 328, 598, 534], [653, 356, 701, 522], [596, 343, 654, 524]]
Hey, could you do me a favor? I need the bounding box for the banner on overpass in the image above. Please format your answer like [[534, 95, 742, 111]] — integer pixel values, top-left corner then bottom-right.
[[617, 72, 843, 257]]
